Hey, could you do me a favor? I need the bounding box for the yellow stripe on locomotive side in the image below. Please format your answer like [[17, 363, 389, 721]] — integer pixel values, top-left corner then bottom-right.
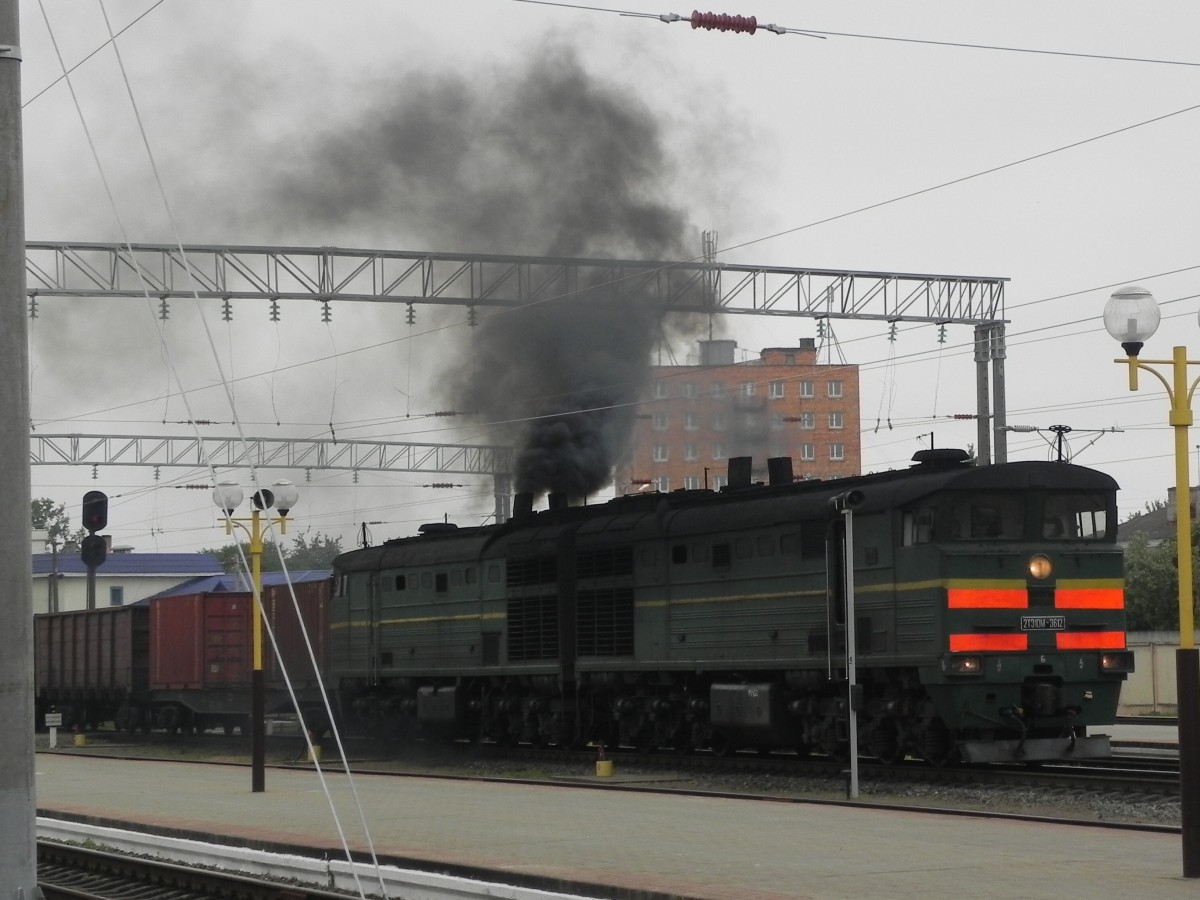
[[330, 576, 1125, 628], [330, 610, 505, 630]]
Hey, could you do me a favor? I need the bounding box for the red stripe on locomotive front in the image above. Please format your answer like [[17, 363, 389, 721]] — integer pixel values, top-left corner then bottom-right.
[[1055, 631, 1127, 650], [947, 588, 1028, 609], [1054, 588, 1124, 609]]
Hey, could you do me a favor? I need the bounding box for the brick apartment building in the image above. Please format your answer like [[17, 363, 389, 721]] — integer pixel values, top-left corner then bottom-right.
[[616, 339, 861, 495]]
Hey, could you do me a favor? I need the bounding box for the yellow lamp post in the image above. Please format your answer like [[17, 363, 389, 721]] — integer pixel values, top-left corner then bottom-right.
[[1104, 285, 1200, 876], [212, 479, 299, 793]]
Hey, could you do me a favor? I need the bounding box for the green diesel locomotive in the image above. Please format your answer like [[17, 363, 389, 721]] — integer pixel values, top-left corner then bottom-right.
[[330, 449, 1132, 764]]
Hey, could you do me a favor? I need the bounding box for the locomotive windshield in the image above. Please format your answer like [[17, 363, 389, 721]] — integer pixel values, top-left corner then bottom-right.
[[904, 490, 1112, 543], [1041, 491, 1110, 540]]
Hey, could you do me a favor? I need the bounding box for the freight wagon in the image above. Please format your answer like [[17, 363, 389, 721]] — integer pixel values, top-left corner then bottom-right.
[[34, 573, 332, 735]]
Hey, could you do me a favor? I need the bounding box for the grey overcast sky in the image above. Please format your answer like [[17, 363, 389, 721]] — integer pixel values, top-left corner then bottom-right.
[[19, 0, 1200, 552]]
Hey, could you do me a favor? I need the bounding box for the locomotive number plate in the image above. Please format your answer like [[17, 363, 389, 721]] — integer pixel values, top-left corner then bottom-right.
[[1020, 615, 1066, 631]]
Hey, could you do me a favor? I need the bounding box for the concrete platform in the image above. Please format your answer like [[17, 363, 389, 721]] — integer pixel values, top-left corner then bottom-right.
[[33, 753, 1197, 900]]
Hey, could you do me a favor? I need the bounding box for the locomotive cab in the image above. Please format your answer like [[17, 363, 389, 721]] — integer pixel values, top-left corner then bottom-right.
[[899, 462, 1131, 763]]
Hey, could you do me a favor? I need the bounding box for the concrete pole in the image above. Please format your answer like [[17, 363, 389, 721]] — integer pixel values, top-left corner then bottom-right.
[[0, 1, 42, 896], [973, 324, 992, 466], [990, 324, 1008, 464]]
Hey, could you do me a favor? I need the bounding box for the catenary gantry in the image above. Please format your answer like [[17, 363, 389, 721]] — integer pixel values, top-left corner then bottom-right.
[[25, 241, 1010, 463], [26, 241, 1006, 324], [31, 433, 516, 523]]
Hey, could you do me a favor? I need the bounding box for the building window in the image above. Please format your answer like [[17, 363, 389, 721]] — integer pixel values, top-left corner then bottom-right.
[[785, 353, 795, 365], [712, 413, 727, 431], [828, 380, 844, 398], [800, 444, 816, 461], [654, 475, 671, 492], [769, 380, 785, 399], [684, 475, 701, 490], [684, 412, 700, 431], [653, 445, 670, 462], [109, 586, 124, 607], [828, 411, 844, 430], [712, 475, 728, 490], [683, 382, 697, 399], [653, 381, 668, 399], [684, 444, 700, 461], [742, 382, 756, 396], [799, 412, 815, 430], [710, 382, 726, 399], [830, 443, 845, 461], [771, 414, 785, 430], [712, 444, 726, 460], [652, 413, 668, 431], [800, 381, 815, 398]]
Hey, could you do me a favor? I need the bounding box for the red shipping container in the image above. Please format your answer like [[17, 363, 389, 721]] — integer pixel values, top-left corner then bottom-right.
[[263, 579, 329, 689], [150, 580, 330, 693], [151, 592, 252, 690]]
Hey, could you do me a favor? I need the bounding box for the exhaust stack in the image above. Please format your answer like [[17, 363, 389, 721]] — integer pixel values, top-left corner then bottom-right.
[[512, 492, 535, 521], [767, 457, 793, 486]]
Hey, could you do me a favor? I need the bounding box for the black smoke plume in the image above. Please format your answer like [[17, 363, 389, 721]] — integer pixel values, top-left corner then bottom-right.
[[265, 45, 698, 500]]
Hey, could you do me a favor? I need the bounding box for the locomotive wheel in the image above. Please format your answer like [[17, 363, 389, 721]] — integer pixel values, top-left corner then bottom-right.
[[867, 720, 903, 765], [917, 719, 957, 767], [669, 724, 694, 755], [634, 725, 657, 754], [820, 720, 849, 762]]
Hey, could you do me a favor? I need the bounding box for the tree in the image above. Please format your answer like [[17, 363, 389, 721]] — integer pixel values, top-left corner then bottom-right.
[[32, 497, 86, 550], [1122, 525, 1200, 632], [283, 532, 344, 571], [200, 531, 343, 575]]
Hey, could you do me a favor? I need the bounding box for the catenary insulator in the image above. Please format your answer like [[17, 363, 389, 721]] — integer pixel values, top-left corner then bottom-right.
[[690, 10, 757, 33]]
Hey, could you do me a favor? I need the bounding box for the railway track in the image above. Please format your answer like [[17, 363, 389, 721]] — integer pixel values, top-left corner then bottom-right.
[[37, 839, 351, 900]]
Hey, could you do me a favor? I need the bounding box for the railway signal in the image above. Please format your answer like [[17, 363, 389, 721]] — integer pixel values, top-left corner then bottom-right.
[[81, 490, 107, 533], [79, 534, 106, 568], [80, 490, 109, 609]]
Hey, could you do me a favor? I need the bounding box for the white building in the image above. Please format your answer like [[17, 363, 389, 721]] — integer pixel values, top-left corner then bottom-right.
[[32, 541, 224, 614]]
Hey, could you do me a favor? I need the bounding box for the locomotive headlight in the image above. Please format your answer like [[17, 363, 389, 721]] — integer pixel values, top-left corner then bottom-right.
[[945, 655, 982, 676], [1027, 554, 1053, 580], [1099, 651, 1135, 673]]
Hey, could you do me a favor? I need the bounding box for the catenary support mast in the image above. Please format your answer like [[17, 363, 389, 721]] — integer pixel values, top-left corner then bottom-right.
[[0, 1, 42, 896]]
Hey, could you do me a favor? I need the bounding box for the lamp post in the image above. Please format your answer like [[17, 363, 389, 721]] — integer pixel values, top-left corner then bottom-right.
[[212, 479, 300, 793], [1103, 285, 1200, 876]]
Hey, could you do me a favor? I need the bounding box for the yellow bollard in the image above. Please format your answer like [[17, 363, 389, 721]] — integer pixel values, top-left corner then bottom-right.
[[309, 744, 323, 763], [595, 759, 613, 777], [72, 733, 87, 748]]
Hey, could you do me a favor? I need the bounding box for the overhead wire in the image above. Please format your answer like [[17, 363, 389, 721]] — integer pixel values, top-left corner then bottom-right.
[[25, 10, 1200, 445], [511, 0, 1200, 67], [28, 2, 1200, 535]]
